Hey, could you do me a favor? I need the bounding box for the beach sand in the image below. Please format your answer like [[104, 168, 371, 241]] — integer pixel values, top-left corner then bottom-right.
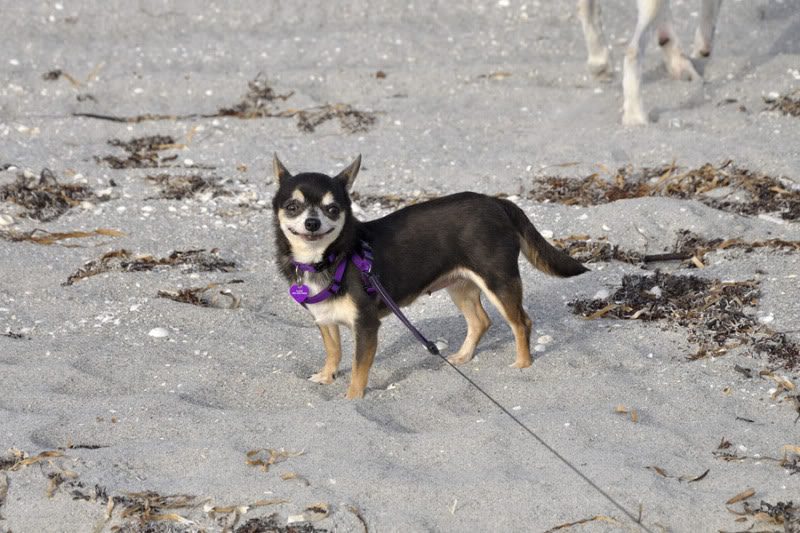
[[1, 1, 799, 532]]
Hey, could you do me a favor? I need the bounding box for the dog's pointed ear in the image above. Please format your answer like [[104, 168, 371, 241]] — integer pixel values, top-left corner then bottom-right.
[[273, 153, 292, 184], [333, 155, 361, 191]]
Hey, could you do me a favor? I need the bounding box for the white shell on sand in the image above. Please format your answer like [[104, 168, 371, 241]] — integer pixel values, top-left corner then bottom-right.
[[148, 327, 170, 338]]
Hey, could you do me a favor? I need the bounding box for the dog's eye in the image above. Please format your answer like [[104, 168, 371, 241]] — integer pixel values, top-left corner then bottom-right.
[[285, 202, 300, 214], [325, 205, 340, 217]]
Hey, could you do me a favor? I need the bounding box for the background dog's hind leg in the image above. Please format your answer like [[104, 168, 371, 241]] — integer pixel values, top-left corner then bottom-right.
[[577, 0, 611, 76], [623, 0, 665, 125], [691, 0, 722, 60], [657, 5, 701, 81], [310, 324, 342, 384], [345, 324, 379, 399], [446, 281, 491, 365]]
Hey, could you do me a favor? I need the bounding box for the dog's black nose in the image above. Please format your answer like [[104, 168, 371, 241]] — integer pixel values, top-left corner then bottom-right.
[[305, 218, 321, 232]]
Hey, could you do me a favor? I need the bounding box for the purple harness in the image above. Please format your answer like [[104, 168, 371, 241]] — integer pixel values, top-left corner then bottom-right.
[[289, 245, 439, 355]]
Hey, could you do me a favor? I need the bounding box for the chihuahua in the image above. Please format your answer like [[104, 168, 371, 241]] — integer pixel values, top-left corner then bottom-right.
[[272, 154, 587, 398]]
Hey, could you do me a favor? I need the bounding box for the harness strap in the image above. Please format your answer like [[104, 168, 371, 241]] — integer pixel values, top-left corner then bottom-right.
[[301, 256, 348, 306]]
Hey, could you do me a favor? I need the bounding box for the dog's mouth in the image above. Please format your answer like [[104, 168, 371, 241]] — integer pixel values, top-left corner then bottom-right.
[[289, 227, 335, 242]]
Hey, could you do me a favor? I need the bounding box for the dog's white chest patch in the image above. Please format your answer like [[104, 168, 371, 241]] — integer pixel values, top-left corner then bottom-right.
[[303, 276, 358, 327]]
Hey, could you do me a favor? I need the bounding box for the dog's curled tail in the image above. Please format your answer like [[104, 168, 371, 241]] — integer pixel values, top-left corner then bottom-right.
[[499, 199, 589, 278]]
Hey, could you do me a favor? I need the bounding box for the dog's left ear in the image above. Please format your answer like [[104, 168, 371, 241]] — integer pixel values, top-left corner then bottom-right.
[[273, 153, 292, 184], [333, 155, 361, 191]]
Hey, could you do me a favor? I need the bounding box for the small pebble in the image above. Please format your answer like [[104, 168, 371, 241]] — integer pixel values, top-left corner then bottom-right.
[[541, 230, 554, 239], [148, 327, 169, 338], [0, 214, 14, 226], [435, 340, 448, 351], [536, 335, 552, 345], [758, 314, 774, 324], [534, 344, 546, 352]]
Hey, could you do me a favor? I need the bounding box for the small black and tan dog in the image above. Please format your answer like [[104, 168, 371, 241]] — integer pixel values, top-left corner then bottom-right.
[[272, 155, 587, 398]]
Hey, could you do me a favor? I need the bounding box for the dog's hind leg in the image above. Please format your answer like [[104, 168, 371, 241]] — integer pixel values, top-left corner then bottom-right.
[[310, 324, 342, 384], [465, 273, 533, 369], [345, 321, 379, 399], [577, 0, 611, 76], [691, 0, 722, 60], [657, 4, 701, 81], [446, 280, 491, 365]]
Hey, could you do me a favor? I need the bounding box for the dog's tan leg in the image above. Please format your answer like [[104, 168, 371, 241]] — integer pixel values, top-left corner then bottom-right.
[[464, 273, 533, 369], [310, 324, 341, 384], [345, 326, 378, 399], [494, 281, 533, 369], [446, 281, 491, 365], [577, 0, 611, 76]]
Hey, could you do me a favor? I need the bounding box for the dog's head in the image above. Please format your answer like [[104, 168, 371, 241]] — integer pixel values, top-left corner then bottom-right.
[[272, 154, 361, 264]]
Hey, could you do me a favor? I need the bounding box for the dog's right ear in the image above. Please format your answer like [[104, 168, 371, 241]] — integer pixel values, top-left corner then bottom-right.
[[273, 153, 292, 184], [334, 155, 361, 191]]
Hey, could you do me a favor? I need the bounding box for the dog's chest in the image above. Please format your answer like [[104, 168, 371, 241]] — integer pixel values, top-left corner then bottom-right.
[[302, 274, 358, 327]]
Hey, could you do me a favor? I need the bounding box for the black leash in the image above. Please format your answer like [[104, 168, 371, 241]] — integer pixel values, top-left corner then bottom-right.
[[351, 243, 440, 355]]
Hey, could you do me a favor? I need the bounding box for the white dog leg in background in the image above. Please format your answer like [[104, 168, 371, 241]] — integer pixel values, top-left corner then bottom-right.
[[692, 0, 723, 59], [622, 0, 666, 125], [657, 5, 701, 81], [577, 0, 610, 75]]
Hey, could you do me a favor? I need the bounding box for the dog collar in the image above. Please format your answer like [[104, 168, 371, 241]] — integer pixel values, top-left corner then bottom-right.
[[290, 254, 335, 273]]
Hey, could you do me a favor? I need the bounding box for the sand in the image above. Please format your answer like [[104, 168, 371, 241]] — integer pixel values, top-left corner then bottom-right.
[[1, 1, 799, 532]]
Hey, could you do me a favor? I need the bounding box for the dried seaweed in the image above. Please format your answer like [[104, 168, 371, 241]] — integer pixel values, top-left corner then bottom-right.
[[217, 75, 294, 118], [552, 235, 644, 265], [75, 76, 378, 134], [0, 228, 124, 246], [145, 173, 232, 201], [670, 230, 800, 268], [295, 104, 377, 134], [645, 465, 709, 483], [0, 168, 110, 222], [765, 89, 800, 117], [569, 271, 800, 369], [529, 161, 800, 221], [724, 499, 799, 533], [42, 69, 79, 86], [96, 135, 179, 169], [63, 248, 236, 286], [234, 513, 328, 533], [158, 280, 243, 309], [113, 491, 203, 529], [245, 448, 304, 473], [2, 331, 26, 339]]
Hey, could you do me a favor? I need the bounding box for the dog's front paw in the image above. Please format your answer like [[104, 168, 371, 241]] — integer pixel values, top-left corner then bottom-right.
[[447, 351, 474, 365], [309, 371, 335, 384]]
